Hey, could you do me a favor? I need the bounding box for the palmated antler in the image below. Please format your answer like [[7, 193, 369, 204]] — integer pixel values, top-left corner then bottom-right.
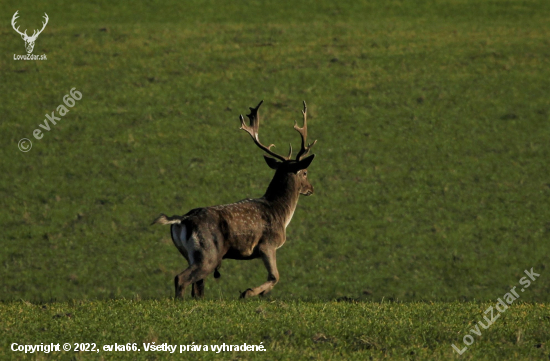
[[293, 101, 317, 161], [240, 100, 292, 161]]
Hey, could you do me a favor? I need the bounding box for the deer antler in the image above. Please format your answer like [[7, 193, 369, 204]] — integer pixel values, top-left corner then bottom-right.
[[294, 101, 317, 161], [29, 13, 48, 40], [11, 11, 48, 40], [11, 11, 28, 38], [240, 100, 291, 162]]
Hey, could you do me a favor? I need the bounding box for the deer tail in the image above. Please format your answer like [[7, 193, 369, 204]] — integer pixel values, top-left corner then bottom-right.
[[151, 213, 183, 226]]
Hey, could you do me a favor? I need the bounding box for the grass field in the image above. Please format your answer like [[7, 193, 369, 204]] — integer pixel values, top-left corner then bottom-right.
[[1, 0, 549, 359], [1, 300, 549, 360]]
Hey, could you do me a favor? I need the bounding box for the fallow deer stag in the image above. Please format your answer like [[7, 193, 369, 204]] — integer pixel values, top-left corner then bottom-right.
[[152, 100, 317, 299]]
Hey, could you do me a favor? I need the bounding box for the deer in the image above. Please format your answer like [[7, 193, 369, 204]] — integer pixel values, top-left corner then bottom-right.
[[11, 11, 49, 54], [152, 100, 317, 299]]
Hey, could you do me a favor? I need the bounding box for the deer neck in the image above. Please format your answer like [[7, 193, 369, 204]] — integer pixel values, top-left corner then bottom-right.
[[263, 174, 300, 228]]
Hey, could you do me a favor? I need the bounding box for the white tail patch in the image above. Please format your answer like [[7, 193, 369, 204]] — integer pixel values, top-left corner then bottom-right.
[[171, 224, 198, 266], [171, 224, 186, 250]]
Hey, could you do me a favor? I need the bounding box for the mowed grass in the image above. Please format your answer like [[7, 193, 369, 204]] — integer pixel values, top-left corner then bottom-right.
[[1, 0, 550, 359], [1, 300, 549, 360]]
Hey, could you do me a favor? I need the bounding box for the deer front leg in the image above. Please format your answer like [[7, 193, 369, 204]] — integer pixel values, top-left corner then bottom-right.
[[240, 248, 279, 298]]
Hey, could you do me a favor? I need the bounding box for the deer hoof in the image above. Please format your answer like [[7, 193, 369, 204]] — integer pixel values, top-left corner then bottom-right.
[[239, 288, 254, 299]]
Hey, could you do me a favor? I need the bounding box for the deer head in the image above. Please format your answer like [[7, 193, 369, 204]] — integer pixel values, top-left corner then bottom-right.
[[240, 101, 317, 198], [11, 11, 49, 54]]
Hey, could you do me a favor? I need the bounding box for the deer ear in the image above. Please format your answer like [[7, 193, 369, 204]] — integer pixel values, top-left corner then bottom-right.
[[297, 154, 315, 169], [287, 154, 315, 173], [263, 155, 282, 170]]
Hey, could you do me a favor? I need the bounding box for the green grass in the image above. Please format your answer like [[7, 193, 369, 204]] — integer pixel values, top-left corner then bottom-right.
[[1, 299, 549, 360], [1, 0, 549, 359]]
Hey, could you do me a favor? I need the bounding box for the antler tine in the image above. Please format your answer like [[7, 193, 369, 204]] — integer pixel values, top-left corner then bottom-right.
[[31, 13, 48, 39], [294, 101, 317, 161], [39, 13, 48, 33], [240, 100, 289, 162], [11, 11, 28, 37]]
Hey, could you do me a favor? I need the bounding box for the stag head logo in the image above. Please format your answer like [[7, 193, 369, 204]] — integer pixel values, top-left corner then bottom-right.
[[11, 11, 49, 54]]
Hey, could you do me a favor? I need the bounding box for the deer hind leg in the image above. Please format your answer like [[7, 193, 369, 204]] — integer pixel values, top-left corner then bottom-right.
[[214, 262, 222, 278], [240, 248, 279, 299], [174, 265, 196, 299], [172, 225, 210, 299], [191, 279, 205, 298], [174, 244, 219, 299], [174, 261, 214, 299], [192, 260, 222, 297]]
